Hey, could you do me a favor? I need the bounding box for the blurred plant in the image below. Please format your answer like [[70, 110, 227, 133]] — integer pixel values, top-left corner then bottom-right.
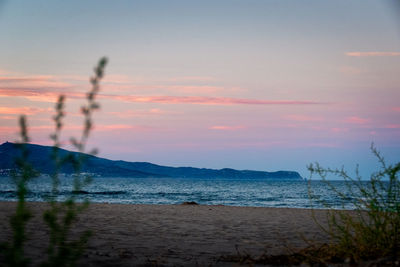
[[42, 57, 107, 267], [307, 144, 400, 264], [1, 57, 108, 267], [1, 116, 39, 266]]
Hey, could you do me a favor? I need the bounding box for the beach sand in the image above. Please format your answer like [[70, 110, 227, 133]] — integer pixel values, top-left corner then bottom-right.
[[0, 202, 331, 266]]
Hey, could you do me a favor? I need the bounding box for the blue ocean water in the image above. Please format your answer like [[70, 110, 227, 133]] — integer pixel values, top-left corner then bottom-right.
[[0, 176, 363, 209]]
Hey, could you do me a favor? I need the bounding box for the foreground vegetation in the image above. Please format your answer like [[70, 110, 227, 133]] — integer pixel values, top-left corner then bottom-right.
[[0, 57, 107, 266], [306, 144, 399, 265], [221, 145, 399, 266]]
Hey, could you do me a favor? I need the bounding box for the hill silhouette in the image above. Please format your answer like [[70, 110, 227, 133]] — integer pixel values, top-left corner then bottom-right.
[[0, 142, 302, 179]]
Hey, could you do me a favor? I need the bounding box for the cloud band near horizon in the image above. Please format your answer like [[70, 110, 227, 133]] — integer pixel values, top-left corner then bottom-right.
[[105, 95, 320, 106], [0, 88, 320, 106], [0, 71, 322, 106]]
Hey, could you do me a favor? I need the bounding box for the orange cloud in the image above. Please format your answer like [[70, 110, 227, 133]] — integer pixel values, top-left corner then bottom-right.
[[346, 52, 400, 57], [0, 107, 48, 115], [345, 116, 369, 124]]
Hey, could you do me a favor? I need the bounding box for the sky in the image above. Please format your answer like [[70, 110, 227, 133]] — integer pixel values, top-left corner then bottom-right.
[[0, 0, 399, 178]]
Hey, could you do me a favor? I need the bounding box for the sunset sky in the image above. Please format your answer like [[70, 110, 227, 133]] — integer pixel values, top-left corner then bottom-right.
[[0, 0, 399, 178]]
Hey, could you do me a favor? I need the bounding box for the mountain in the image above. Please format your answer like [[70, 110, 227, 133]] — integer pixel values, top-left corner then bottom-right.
[[0, 142, 302, 180]]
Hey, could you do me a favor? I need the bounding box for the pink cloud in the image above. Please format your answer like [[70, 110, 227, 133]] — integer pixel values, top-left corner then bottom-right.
[[345, 116, 369, 124], [107, 95, 319, 106], [209, 125, 244, 131], [393, 107, 400, 112], [346, 52, 400, 57]]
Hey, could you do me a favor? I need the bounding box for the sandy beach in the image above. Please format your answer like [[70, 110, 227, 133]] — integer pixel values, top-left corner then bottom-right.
[[0, 202, 332, 266]]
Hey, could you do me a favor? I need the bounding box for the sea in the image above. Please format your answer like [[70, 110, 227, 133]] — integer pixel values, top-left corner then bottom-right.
[[0, 176, 365, 209]]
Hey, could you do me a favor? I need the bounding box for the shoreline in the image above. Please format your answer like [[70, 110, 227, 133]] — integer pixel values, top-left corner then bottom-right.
[[0, 201, 332, 266], [0, 199, 351, 211]]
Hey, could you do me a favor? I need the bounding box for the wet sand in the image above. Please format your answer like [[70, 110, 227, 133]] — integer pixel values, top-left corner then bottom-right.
[[0, 201, 331, 266]]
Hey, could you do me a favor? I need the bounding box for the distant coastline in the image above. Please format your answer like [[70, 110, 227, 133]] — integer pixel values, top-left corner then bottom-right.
[[0, 142, 303, 180]]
